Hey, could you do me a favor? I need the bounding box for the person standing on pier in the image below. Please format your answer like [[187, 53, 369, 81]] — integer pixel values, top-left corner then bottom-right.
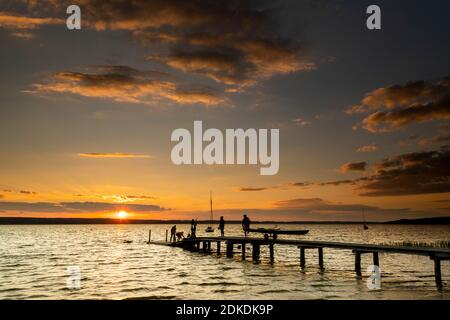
[[218, 216, 225, 237], [190, 219, 197, 238], [170, 225, 177, 242], [242, 215, 251, 237]]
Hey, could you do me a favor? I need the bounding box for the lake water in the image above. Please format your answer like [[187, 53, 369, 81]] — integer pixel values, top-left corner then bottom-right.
[[0, 223, 449, 299]]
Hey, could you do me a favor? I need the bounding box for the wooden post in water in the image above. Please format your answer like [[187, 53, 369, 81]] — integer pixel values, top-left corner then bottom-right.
[[355, 251, 361, 276], [299, 247, 306, 269], [241, 242, 246, 260], [207, 241, 211, 254], [216, 241, 221, 254], [434, 257, 442, 289], [373, 252, 379, 267], [148, 230, 152, 243], [226, 241, 233, 257], [165, 230, 168, 242], [318, 247, 324, 270], [196, 241, 200, 251], [269, 244, 274, 263], [252, 243, 260, 261]]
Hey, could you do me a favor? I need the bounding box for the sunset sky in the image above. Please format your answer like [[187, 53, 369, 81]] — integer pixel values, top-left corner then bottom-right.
[[0, 0, 449, 221]]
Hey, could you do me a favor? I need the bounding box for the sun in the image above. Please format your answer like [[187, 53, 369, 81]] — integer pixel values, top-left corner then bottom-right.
[[117, 210, 128, 219]]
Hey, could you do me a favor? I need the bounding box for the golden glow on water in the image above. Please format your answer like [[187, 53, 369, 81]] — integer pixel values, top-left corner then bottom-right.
[[0, 224, 448, 299]]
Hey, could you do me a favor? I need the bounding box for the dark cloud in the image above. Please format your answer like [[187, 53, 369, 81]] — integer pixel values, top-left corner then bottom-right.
[[357, 147, 450, 196], [319, 179, 355, 186], [3, 0, 314, 91], [239, 187, 269, 192], [396, 134, 420, 147], [291, 182, 312, 187], [347, 76, 450, 132], [0, 201, 166, 213], [0, 11, 62, 38], [339, 161, 367, 173], [274, 197, 378, 212], [19, 190, 37, 195], [183, 197, 417, 221], [31, 65, 223, 106], [419, 124, 450, 146], [238, 182, 311, 191]]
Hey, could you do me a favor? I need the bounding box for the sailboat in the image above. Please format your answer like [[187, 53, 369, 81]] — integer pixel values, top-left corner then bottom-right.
[[362, 208, 369, 230], [204, 191, 214, 233]]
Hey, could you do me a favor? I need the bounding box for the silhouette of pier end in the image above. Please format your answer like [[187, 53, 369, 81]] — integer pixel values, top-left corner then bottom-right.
[[148, 235, 450, 289]]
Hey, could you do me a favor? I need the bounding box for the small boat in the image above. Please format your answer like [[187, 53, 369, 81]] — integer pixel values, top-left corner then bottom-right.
[[248, 227, 309, 239], [204, 191, 214, 233]]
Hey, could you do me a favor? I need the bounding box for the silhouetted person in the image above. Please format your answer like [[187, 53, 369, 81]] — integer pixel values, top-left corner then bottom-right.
[[242, 215, 250, 236], [218, 216, 225, 237], [170, 225, 177, 242], [176, 231, 184, 241], [190, 219, 197, 238]]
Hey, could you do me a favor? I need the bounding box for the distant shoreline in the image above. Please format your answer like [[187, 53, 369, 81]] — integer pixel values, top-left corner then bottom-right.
[[0, 216, 449, 225]]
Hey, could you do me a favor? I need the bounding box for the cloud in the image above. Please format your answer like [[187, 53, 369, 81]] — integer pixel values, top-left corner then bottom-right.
[[356, 143, 377, 153], [357, 147, 450, 196], [239, 187, 269, 192], [0, 194, 3, 199], [78, 152, 151, 159], [31, 65, 223, 106], [88, 194, 157, 203], [291, 182, 312, 187], [5, 1, 314, 90], [396, 134, 419, 147], [238, 181, 311, 192], [418, 124, 450, 146], [319, 179, 355, 186], [0, 201, 166, 213], [19, 190, 37, 195], [267, 197, 414, 220], [347, 76, 450, 132], [274, 197, 376, 212], [292, 118, 310, 126], [361, 98, 450, 132], [339, 161, 367, 173], [0, 12, 62, 38]]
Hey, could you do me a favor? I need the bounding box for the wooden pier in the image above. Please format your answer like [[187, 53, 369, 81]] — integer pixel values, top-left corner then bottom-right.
[[148, 235, 450, 289]]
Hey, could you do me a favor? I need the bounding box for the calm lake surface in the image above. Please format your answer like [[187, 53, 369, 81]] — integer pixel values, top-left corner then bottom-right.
[[0, 223, 449, 299]]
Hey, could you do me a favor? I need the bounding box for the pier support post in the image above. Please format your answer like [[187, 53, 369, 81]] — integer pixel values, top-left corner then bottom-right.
[[318, 247, 324, 270], [269, 244, 274, 263], [196, 241, 200, 251], [148, 230, 151, 243], [434, 257, 442, 289], [355, 251, 361, 276], [226, 242, 233, 258], [165, 230, 168, 242], [299, 247, 306, 269], [241, 242, 246, 260], [252, 243, 260, 261], [217, 241, 221, 255], [373, 252, 379, 267]]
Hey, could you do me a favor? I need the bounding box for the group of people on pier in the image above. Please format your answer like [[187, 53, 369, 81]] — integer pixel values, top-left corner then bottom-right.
[[169, 214, 251, 242]]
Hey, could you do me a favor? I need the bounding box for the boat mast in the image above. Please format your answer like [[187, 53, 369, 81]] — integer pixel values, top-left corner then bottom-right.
[[210, 191, 213, 225]]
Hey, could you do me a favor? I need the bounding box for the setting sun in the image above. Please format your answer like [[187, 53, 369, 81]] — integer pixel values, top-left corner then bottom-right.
[[117, 211, 128, 219]]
